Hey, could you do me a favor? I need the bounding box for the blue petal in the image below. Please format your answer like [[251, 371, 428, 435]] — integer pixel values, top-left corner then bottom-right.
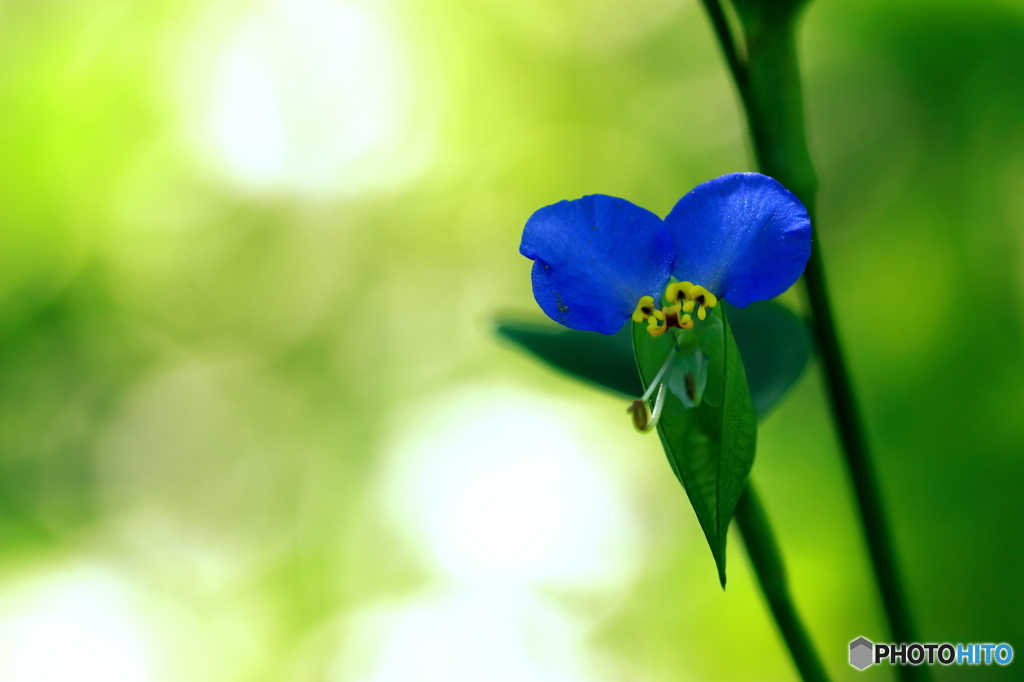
[[664, 173, 811, 308], [520, 194, 674, 335]]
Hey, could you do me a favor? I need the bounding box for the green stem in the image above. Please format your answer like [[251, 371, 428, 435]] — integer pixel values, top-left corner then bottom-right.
[[698, 0, 747, 91], [700, 2, 928, 678], [735, 483, 830, 682]]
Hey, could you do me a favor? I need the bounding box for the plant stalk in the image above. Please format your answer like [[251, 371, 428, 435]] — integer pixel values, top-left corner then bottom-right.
[[699, 2, 928, 679], [735, 483, 830, 682]]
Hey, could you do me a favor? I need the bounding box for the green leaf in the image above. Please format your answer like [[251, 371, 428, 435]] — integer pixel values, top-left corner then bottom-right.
[[496, 304, 808, 585], [633, 306, 757, 586], [494, 314, 643, 397], [496, 302, 811, 418], [726, 300, 812, 417]]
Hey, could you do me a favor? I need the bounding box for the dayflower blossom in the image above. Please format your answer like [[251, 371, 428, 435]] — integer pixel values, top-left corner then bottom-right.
[[519, 172, 811, 427]]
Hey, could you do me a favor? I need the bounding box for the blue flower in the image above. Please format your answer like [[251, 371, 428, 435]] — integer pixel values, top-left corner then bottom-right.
[[520, 172, 811, 335]]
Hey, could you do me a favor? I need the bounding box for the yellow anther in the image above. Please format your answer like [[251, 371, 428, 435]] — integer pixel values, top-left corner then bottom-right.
[[648, 304, 677, 337], [648, 304, 694, 336], [665, 281, 694, 304], [664, 281, 718, 321], [686, 285, 718, 321], [631, 295, 664, 324], [698, 289, 719, 308]]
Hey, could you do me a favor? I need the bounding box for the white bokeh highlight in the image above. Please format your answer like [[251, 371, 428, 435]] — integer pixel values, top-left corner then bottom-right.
[[382, 385, 640, 589], [0, 565, 158, 682], [184, 0, 435, 195], [331, 385, 645, 682], [332, 589, 590, 682]]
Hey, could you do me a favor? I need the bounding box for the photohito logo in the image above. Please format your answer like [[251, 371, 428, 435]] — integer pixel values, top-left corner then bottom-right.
[[849, 637, 1014, 670]]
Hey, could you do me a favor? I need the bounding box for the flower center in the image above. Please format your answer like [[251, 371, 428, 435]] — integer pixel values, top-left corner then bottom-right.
[[635, 281, 718, 337], [649, 304, 692, 337], [668, 281, 718, 321]]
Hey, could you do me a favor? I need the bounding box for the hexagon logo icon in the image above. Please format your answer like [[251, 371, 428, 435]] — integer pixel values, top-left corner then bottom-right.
[[850, 637, 874, 670]]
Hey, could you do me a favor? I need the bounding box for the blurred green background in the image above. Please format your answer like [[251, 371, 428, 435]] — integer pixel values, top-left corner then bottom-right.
[[1, 0, 1022, 679]]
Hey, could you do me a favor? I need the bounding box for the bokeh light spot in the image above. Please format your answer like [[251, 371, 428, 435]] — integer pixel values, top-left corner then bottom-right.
[[0, 565, 157, 682], [182, 0, 435, 195], [382, 384, 642, 590]]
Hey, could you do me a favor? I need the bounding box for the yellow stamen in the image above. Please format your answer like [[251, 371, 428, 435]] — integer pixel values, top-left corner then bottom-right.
[[639, 281, 719, 336], [667, 282, 719, 322], [631, 295, 664, 324], [665, 281, 693, 304], [647, 304, 693, 336], [691, 288, 717, 308]]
